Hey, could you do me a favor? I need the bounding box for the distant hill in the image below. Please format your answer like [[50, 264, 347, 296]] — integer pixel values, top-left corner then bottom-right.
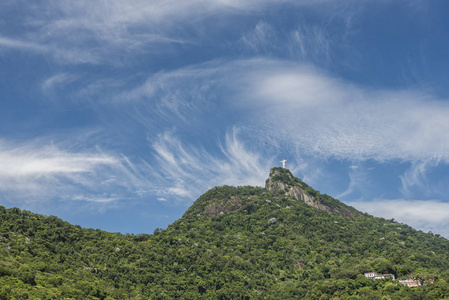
[[1, 167, 449, 299]]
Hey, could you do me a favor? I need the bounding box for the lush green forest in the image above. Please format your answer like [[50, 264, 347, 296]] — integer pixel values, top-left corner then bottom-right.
[[2, 168, 449, 299]]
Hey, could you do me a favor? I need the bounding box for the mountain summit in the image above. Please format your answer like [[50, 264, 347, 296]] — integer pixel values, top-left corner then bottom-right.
[[2, 168, 449, 298], [184, 167, 357, 220], [266, 167, 356, 217], [265, 167, 300, 193]]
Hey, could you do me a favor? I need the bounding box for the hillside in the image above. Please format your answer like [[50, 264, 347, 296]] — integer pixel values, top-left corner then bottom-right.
[[2, 168, 449, 299]]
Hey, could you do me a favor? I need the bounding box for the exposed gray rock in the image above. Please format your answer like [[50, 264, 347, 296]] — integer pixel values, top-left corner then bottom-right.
[[265, 167, 354, 217], [204, 196, 243, 217]]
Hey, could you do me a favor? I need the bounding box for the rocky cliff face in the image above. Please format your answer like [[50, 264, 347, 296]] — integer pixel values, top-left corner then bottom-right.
[[265, 167, 353, 216], [265, 168, 293, 193], [203, 196, 243, 217], [286, 186, 320, 208], [265, 167, 315, 204]]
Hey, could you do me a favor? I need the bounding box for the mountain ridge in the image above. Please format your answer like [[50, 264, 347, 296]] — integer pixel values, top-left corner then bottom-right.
[[265, 167, 357, 217], [184, 167, 358, 221], [2, 168, 449, 299]]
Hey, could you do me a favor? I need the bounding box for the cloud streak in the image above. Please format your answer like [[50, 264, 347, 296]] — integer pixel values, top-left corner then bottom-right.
[[0, 36, 47, 53], [0, 127, 276, 210], [0, 0, 347, 64], [146, 129, 273, 200], [116, 58, 449, 163], [42, 73, 79, 93], [348, 199, 449, 238], [226, 60, 449, 163], [0, 138, 139, 207]]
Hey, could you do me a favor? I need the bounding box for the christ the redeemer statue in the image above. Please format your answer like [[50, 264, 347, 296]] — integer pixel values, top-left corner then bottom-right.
[[280, 159, 286, 168]]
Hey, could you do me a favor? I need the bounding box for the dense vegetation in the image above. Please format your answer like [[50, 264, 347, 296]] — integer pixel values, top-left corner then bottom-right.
[[2, 168, 449, 299]]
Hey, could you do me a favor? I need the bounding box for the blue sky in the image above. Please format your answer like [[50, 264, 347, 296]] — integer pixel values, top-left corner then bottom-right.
[[2, 1, 449, 237]]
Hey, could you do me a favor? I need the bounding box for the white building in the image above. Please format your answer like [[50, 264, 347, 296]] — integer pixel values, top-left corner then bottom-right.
[[399, 279, 421, 287], [364, 272, 395, 281]]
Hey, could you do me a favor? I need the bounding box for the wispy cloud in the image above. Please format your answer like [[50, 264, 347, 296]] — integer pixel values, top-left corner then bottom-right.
[[239, 19, 353, 68], [0, 35, 99, 64], [113, 66, 216, 127], [288, 25, 332, 64], [147, 129, 273, 200], [116, 58, 449, 164], [336, 165, 370, 199], [42, 73, 79, 93], [234, 60, 449, 163], [72, 195, 121, 203], [0, 36, 47, 53], [0, 127, 276, 208], [0, 141, 115, 179], [240, 21, 278, 54], [0, 138, 140, 207], [399, 159, 446, 199], [348, 199, 449, 238], [0, 0, 347, 64]]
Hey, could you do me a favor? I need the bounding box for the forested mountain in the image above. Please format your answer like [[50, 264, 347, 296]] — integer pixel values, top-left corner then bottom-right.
[[2, 168, 449, 299]]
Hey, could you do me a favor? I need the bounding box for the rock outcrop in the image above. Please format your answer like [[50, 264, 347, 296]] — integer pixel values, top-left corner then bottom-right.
[[203, 196, 243, 217], [266, 167, 353, 216], [265, 168, 289, 193]]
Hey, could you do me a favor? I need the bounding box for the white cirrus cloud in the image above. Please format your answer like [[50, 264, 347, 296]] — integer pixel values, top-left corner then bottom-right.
[[0, 0, 346, 64], [348, 199, 449, 238], [231, 60, 449, 163], [0, 36, 47, 53], [42, 73, 79, 93], [0, 138, 145, 206], [146, 128, 274, 200], [0, 142, 115, 178], [116, 58, 449, 164], [0, 129, 276, 207], [0, 34, 100, 64], [72, 195, 121, 203], [240, 21, 278, 54], [335, 163, 374, 200]]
